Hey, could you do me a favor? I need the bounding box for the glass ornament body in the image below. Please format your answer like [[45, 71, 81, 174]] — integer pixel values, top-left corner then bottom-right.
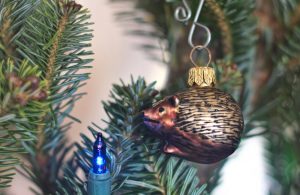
[[143, 67, 244, 164]]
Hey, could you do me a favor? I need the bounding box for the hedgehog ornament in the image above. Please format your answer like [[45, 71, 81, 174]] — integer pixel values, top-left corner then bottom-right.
[[143, 65, 244, 164]]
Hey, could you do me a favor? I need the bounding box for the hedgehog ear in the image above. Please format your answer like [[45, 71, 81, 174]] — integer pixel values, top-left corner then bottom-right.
[[168, 96, 179, 107]]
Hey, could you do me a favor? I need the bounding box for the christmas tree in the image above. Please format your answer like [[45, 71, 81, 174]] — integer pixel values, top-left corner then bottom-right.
[[1, 0, 300, 194]]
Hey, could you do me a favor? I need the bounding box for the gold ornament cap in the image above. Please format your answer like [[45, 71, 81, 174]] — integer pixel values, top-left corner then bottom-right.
[[188, 66, 216, 87]]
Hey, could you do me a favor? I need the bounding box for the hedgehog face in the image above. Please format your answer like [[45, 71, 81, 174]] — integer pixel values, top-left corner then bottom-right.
[[143, 96, 179, 133]]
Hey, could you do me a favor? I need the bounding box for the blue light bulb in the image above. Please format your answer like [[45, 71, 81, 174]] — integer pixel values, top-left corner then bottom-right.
[[96, 156, 104, 166], [92, 132, 107, 174]]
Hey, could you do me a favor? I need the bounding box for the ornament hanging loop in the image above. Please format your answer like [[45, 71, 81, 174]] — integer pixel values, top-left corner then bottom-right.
[[174, 0, 216, 87], [190, 45, 212, 67]]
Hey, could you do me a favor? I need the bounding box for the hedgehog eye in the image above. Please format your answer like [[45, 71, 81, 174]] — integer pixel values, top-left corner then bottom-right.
[[158, 107, 165, 113]]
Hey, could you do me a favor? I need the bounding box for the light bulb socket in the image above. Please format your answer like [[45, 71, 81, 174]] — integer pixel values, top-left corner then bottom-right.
[[88, 169, 111, 195]]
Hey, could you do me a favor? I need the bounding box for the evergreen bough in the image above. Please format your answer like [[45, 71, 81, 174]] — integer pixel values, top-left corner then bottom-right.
[[0, 0, 299, 194], [57, 78, 208, 194]]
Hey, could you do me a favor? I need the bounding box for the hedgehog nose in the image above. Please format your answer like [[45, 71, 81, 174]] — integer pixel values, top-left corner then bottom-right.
[[142, 112, 150, 121]]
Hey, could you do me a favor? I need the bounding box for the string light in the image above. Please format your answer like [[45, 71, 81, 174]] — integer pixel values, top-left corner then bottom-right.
[[88, 132, 111, 195], [92, 133, 107, 174]]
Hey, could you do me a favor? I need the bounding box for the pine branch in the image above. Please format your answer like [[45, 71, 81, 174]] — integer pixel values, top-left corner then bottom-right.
[[0, 0, 39, 60], [262, 69, 300, 194], [57, 77, 207, 195], [1, 0, 94, 193], [55, 0, 300, 194], [261, 1, 300, 189], [0, 59, 48, 189], [245, 1, 300, 193], [2, 0, 298, 194]]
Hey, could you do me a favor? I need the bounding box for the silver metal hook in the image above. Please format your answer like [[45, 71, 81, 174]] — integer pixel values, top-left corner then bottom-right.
[[174, 0, 211, 48], [174, 0, 192, 23], [189, 22, 211, 48]]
